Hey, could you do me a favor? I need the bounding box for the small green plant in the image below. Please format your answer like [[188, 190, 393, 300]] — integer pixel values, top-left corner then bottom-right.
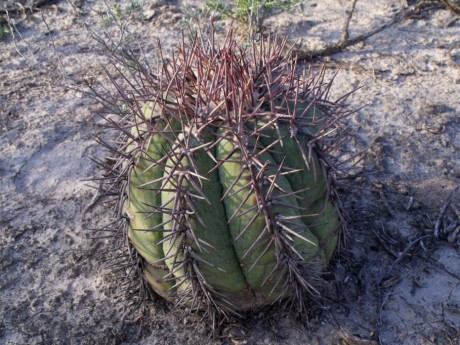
[[98, 2, 143, 27], [233, 0, 302, 19], [182, 0, 303, 32], [231, 0, 302, 29], [204, 0, 228, 13], [99, 4, 121, 26], [126, 0, 145, 13], [0, 25, 11, 39]]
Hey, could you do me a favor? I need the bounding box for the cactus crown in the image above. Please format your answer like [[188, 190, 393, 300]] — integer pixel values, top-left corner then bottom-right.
[[93, 28, 350, 321]]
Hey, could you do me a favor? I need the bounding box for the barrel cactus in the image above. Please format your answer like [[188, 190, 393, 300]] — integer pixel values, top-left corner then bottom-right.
[[96, 30, 348, 319]]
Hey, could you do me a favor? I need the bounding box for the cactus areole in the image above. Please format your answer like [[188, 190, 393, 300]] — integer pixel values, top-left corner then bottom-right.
[[98, 31, 349, 318]]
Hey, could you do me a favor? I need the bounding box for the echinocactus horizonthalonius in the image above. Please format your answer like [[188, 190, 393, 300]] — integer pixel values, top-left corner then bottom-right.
[[94, 29, 350, 320]]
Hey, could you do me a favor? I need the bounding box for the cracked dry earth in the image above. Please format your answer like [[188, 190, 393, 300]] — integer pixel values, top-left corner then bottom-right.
[[1, 0, 460, 344]]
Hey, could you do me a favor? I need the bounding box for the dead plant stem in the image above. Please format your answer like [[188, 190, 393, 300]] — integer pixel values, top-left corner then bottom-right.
[[293, 1, 445, 61]]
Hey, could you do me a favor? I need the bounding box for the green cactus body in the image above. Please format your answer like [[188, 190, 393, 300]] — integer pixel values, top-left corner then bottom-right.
[[160, 132, 248, 296], [104, 32, 347, 316], [124, 103, 175, 297], [123, 103, 340, 312]]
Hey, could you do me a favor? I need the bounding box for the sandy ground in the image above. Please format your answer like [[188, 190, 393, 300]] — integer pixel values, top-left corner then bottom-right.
[[1, 0, 460, 344]]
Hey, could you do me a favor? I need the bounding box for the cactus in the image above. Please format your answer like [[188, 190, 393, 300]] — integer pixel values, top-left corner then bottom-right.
[[95, 30, 349, 319]]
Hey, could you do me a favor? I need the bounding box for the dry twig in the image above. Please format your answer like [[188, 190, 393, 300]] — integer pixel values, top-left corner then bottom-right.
[[340, 0, 358, 45], [434, 185, 460, 238], [293, 1, 445, 61]]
